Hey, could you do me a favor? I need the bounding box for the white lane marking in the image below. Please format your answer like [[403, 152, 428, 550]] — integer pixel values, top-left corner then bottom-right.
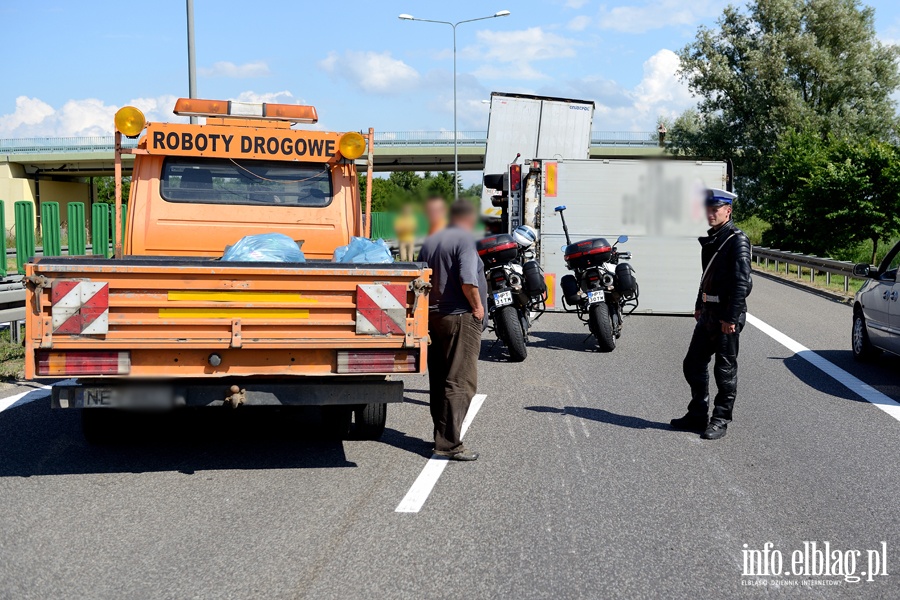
[[395, 393, 487, 514], [0, 384, 53, 414], [747, 314, 900, 423]]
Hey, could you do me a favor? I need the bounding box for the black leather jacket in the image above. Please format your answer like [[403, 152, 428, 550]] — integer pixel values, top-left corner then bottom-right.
[[694, 220, 752, 324]]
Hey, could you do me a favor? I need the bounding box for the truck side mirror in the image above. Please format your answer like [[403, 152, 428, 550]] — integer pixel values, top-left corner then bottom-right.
[[852, 263, 874, 278]]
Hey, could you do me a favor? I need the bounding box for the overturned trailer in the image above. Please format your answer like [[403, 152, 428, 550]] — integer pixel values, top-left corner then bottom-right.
[[492, 157, 732, 315]]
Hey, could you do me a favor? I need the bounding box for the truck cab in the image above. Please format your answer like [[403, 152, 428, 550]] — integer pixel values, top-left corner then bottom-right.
[[24, 98, 431, 441]]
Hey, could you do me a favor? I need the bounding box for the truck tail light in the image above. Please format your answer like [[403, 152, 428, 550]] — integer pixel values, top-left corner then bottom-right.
[[36, 351, 130, 376], [336, 350, 418, 374], [509, 164, 521, 192]]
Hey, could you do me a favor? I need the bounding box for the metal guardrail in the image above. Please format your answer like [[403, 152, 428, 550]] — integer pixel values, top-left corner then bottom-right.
[[752, 246, 861, 293], [0, 131, 661, 155]]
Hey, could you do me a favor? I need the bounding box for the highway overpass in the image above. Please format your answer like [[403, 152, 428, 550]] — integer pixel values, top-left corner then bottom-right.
[[1, 130, 663, 174], [0, 131, 664, 227]]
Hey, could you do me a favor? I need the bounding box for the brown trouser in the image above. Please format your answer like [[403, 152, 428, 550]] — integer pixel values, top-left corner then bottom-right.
[[427, 312, 481, 453], [399, 241, 415, 262]]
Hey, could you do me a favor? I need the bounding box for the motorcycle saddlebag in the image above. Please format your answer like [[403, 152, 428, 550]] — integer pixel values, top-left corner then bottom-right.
[[476, 234, 518, 267], [615, 262, 637, 298], [564, 238, 611, 270], [522, 260, 547, 297], [560, 274, 581, 306]]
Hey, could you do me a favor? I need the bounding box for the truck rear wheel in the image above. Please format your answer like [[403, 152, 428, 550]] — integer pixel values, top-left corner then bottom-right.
[[354, 403, 386, 440], [321, 406, 352, 439], [81, 409, 119, 444]]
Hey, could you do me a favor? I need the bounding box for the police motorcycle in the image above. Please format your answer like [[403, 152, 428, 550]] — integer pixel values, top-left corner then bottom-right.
[[554, 205, 639, 352], [475, 225, 547, 362]]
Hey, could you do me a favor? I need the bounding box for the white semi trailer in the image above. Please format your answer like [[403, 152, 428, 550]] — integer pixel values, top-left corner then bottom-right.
[[511, 158, 732, 314], [481, 93, 594, 221]]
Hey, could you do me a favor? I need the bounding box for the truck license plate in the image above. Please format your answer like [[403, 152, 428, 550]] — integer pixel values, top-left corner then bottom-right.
[[493, 291, 513, 307], [588, 291, 605, 304]]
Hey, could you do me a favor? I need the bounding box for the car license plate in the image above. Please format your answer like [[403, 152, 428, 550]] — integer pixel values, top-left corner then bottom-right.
[[493, 291, 513, 307], [588, 290, 605, 304]]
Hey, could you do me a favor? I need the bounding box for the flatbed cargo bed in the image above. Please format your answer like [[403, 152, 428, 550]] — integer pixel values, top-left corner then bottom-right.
[[24, 256, 431, 380]]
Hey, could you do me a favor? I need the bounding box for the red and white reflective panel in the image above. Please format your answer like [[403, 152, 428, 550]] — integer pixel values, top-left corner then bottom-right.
[[356, 284, 407, 335], [51, 281, 109, 335], [336, 350, 418, 374]]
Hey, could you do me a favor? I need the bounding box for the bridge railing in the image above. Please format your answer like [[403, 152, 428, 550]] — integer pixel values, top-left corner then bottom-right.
[[0, 131, 661, 154], [752, 246, 861, 293]]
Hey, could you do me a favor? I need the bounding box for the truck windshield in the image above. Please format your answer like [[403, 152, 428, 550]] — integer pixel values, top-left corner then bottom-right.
[[160, 157, 332, 207]]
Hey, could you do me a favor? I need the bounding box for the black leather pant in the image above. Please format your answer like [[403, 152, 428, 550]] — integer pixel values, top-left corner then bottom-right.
[[682, 311, 742, 424]]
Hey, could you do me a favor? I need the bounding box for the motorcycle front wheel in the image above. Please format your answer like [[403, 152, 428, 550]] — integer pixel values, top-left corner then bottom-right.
[[495, 305, 528, 362], [588, 302, 616, 353]]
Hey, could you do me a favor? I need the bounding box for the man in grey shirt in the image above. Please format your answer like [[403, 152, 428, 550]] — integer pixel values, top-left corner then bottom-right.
[[417, 199, 486, 461]]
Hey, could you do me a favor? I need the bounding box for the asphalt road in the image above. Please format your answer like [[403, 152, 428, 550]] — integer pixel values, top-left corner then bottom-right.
[[0, 275, 898, 600]]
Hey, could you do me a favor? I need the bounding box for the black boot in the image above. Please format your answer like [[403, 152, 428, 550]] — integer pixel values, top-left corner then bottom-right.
[[670, 412, 708, 432], [701, 421, 727, 440]]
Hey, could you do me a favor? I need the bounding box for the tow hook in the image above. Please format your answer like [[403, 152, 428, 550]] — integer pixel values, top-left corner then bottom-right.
[[410, 278, 433, 314], [25, 275, 52, 289], [224, 385, 246, 408]]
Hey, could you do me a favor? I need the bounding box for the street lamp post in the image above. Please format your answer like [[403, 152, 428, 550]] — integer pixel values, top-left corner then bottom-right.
[[399, 10, 511, 201], [186, 0, 198, 124]]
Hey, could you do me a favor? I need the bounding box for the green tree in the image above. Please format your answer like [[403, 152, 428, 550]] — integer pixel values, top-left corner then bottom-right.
[[670, 0, 900, 210], [358, 175, 405, 213], [94, 176, 131, 204], [760, 130, 900, 262], [421, 171, 459, 200]]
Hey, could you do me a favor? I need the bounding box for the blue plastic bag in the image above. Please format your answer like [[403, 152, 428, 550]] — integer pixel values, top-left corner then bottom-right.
[[333, 237, 393, 263], [222, 233, 305, 263]]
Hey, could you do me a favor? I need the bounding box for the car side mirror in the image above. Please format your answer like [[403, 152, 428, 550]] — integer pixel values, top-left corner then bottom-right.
[[852, 263, 875, 278]]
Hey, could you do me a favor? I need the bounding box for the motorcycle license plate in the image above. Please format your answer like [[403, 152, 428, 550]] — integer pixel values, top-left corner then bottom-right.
[[588, 290, 605, 304], [493, 291, 513, 307]]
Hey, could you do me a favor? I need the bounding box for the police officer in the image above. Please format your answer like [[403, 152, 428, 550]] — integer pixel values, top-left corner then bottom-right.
[[671, 188, 752, 440]]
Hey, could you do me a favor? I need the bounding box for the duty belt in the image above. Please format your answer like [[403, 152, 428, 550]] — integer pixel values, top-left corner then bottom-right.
[[702, 293, 720, 303]]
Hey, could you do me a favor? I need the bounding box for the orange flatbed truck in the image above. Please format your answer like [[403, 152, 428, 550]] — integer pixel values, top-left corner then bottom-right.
[[23, 98, 431, 441]]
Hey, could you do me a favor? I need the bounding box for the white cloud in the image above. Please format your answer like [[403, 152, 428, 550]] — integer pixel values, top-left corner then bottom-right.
[[0, 95, 179, 137], [565, 0, 589, 8], [598, 0, 727, 34], [0, 92, 306, 137], [879, 18, 900, 46], [0, 97, 54, 134], [423, 73, 492, 129], [199, 60, 270, 78], [568, 15, 592, 31], [560, 49, 695, 130], [465, 27, 579, 80], [630, 49, 694, 119], [318, 51, 419, 94], [230, 90, 298, 104]]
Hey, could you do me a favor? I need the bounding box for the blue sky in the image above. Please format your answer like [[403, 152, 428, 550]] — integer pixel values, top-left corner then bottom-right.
[[1, 0, 899, 139]]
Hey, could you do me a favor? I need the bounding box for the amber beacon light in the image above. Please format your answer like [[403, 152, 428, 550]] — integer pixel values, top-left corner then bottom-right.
[[114, 106, 146, 138], [173, 98, 318, 123], [339, 132, 367, 160]]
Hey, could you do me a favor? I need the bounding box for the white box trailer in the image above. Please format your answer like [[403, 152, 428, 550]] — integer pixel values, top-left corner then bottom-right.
[[528, 158, 730, 314], [481, 93, 594, 220]]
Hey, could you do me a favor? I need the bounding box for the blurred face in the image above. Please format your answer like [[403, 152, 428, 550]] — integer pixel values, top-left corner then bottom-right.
[[706, 204, 732, 228], [426, 199, 447, 226], [453, 213, 477, 231]]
